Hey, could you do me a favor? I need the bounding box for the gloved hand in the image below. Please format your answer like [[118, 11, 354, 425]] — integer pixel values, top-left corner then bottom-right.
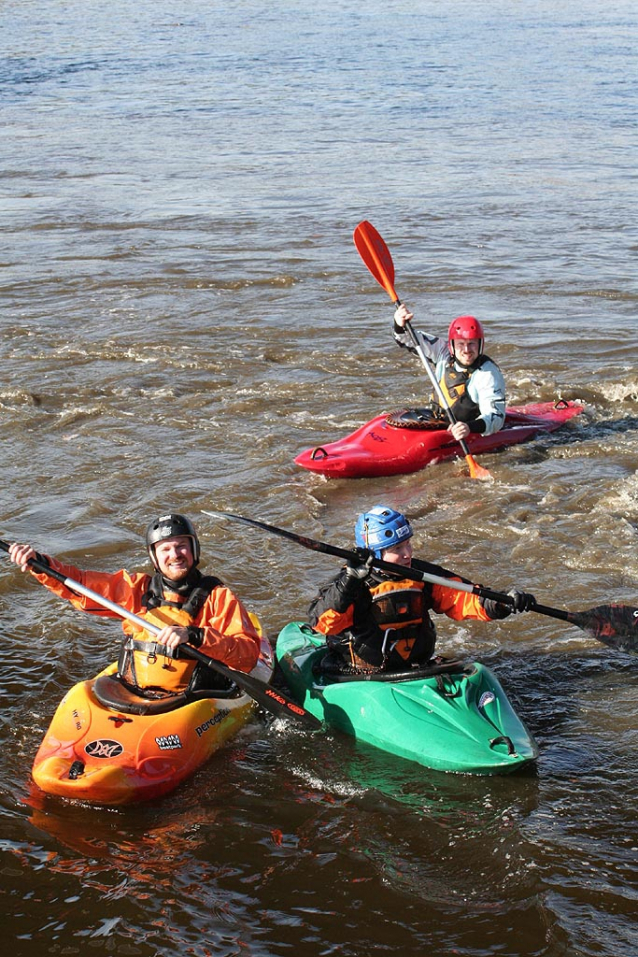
[[481, 588, 536, 620], [508, 588, 536, 613], [345, 548, 375, 582]]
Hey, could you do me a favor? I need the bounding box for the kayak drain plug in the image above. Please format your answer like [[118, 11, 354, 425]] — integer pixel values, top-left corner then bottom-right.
[[68, 760, 85, 779]]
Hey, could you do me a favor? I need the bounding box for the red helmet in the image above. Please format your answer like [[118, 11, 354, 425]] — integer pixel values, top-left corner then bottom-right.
[[448, 315, 484, 357]]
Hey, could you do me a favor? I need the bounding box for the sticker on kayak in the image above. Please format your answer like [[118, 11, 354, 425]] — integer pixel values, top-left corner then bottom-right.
[[155, 734, 183, 751], [195, 709, 231, 737], [85, 738, 124, 759], [479, 692, 496, 709]]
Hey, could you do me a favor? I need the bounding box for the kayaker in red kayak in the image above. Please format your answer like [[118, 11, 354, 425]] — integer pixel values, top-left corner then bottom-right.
[[393, 304, 506, 441], [308, 505, 534, 673], [8, 513, 261, 694]]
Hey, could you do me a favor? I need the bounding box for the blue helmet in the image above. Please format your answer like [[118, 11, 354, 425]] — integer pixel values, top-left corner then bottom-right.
[[354, 505, 413, 559]]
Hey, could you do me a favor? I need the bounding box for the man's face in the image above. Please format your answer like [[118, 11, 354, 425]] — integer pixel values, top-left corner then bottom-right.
[[452, 337, 480, 365], [154, 535, 194, 581]]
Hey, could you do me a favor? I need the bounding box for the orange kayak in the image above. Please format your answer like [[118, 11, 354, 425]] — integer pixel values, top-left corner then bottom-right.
[[32, 623, 273, 806], [31, 662, 256, 805]]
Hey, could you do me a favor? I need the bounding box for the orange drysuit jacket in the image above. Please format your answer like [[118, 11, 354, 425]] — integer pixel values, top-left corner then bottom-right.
[[31, 557, 261, 674]]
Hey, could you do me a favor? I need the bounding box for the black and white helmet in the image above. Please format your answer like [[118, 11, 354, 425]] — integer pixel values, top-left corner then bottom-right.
[[145, 513, 200, 567]]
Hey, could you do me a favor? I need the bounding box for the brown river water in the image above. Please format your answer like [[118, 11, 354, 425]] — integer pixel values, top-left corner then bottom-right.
[[1, 1, 638, 955]]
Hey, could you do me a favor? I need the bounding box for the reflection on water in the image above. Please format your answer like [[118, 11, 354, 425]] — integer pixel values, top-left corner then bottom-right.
[[2, 0, 638, 954], [4, 647, 638, 955]]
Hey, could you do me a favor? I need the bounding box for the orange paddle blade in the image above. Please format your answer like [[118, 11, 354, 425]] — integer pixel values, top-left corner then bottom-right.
[[466, 453, 493, 482], [353, 221, 399, 303]]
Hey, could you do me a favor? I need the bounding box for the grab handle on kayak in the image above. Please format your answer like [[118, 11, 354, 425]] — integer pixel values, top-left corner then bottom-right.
[[310, 447, 328, 460], [434, 673, 462, 697], [490, 735, 517, 756]]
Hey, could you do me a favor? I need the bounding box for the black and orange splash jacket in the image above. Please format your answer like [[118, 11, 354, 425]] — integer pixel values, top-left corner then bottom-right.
[[308, 558, 496, 669], [30, 557, 261, 692]]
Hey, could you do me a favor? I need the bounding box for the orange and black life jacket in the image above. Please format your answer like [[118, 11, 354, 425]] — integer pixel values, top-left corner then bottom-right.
[[117, 573, 222, 695], [367, 577, 437, 666]]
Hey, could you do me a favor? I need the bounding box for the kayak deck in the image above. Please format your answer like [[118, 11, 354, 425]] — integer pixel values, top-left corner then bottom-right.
[[276, 623, 538, 776], [295, 399, 583, 478], [31, 662, 255, 805]]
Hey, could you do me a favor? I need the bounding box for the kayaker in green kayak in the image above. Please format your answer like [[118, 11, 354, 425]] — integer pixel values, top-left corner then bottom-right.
[[393, 303, 506, 441], [308, 504, 534, 673]]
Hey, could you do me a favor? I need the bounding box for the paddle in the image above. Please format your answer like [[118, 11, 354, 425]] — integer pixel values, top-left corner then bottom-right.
[[203, 510, 638, 654], [353, 220, 492, 482], [0, 540, 321, 730]]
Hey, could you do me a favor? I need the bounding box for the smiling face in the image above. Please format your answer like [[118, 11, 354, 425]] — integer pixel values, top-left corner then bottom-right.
[[153, 535, 195, 582]]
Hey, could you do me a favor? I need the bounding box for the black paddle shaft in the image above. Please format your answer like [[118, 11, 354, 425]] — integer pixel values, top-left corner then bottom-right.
[[202, 513, 638, 651], [202, 511, 516, 606]]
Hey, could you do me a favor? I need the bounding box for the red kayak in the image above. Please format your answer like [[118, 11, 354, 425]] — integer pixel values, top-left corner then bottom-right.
[[294, 400, 584, 478]]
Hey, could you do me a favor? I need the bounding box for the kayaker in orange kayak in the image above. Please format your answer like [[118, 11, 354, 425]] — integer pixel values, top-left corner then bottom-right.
[[8, 513, 261, 694], [393, 303, 506, 441], [308, 505, 534, 673]]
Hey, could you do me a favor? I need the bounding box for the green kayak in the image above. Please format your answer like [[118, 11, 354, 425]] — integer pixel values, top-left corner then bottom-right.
[[276, 622, 539, 776]]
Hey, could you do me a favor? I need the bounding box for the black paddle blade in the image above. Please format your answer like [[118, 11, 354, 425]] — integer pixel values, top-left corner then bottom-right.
[[567, 604, 638, 652]]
